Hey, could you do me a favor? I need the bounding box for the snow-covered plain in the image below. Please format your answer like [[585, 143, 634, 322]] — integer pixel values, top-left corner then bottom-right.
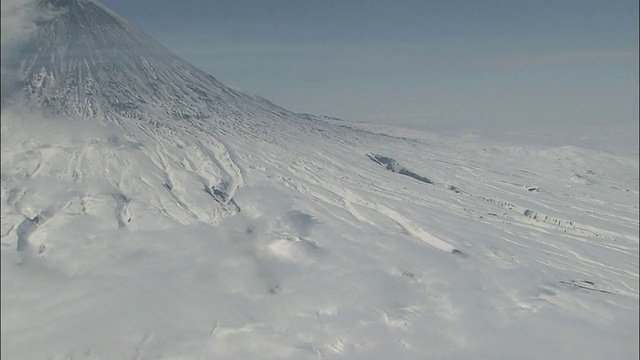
[[1, 0, 639, 359]]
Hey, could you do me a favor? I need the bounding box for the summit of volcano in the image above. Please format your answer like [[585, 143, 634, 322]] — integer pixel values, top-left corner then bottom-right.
[[9, 0, 292, 124]]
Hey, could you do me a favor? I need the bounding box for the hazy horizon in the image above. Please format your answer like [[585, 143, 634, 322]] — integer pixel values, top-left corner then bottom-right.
[[4, 0, 639, 155]]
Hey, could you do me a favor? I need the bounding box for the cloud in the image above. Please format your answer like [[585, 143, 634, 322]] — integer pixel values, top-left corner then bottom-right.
[[1, 0, 40, 49], [0, 0, 51, 103], [1, 0, 37, 98]]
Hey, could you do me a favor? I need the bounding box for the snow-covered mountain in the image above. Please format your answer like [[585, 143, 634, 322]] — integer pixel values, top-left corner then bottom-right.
[[13, 0, 294, 123], [2, 1, 638, 359], [3, 0, 330, 228]]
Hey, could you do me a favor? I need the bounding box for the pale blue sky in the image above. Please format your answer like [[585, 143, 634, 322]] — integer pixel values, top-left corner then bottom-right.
[[100, 0, 638, 154]]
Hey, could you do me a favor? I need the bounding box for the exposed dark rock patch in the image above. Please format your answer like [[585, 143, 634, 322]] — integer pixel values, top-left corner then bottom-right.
[[452, 249, 467, 257], [368, 154, 433, 185], [205, 181, 241, 213], [559, 280, 614, 295]]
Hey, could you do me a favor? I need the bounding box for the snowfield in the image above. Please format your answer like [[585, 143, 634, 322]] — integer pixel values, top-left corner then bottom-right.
[[2, 110, 638, 359], [1, 0, 638, 359]]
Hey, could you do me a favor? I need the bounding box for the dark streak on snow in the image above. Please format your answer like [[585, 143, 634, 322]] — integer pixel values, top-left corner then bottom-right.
[[452, 249, 468, 258], [368, 154, 433, 185], [205, 181, 241, 213], [559, 280, 615, 295]]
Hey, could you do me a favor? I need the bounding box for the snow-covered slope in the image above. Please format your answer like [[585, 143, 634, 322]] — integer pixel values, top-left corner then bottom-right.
[[10, 0, 293, 124], [2, 1, 639, 359]]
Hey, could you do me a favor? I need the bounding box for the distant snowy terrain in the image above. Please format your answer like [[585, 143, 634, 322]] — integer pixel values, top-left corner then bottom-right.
[[1, 1, 638, 359]]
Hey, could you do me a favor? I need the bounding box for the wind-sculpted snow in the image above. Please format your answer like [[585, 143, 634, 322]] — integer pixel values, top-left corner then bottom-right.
[[2, 109, 638, 359], [1, 1, 639, 359]]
